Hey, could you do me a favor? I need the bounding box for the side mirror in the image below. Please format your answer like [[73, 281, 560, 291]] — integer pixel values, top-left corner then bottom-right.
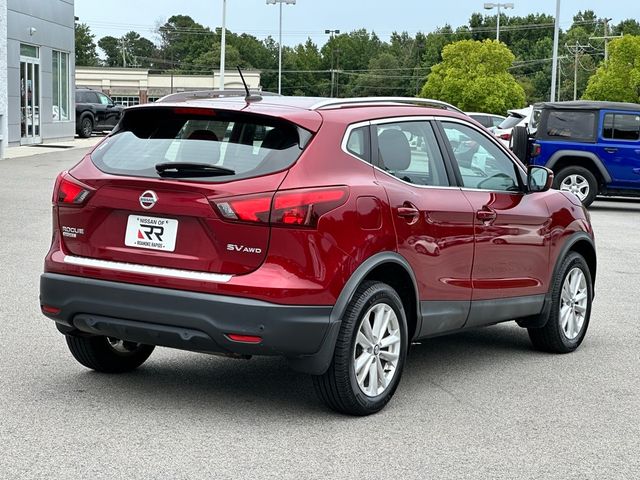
[[527, 166, 554, 193]]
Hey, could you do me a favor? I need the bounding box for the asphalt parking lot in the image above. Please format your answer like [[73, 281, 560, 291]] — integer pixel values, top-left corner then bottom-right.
[[1, 148, 639, 479]]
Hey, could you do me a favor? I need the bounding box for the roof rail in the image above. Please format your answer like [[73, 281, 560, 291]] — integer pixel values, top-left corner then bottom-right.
[[309, 97, 465, 114], [156, 89, 280, 103]]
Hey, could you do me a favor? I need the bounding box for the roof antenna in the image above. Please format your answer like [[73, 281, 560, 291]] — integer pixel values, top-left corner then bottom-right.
[[237, 66, 262, 103]]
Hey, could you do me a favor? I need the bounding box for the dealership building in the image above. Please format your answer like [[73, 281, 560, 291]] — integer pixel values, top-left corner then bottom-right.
[[0, 0, 75, 156], [75, 67, 262, 107]]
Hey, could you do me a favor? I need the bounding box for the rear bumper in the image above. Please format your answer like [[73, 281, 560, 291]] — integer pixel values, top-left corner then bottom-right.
[[40, 273, 338, 374]]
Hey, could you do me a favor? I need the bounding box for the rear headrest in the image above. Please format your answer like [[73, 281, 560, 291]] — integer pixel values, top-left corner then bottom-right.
[[378, 129, 411, 171], [188, 130, 219, 141], [261, 127, 298, 150]]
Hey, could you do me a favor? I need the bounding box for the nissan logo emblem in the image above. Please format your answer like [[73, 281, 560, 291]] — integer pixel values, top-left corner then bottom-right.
[[139, 190, 158, 210]]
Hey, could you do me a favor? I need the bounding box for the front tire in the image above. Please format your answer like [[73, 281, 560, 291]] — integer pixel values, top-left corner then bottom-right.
[[554, 166, 598, 207], [313, 281, 408, 416], [528, 252, 593, 353], [66, 335, 155, 373]]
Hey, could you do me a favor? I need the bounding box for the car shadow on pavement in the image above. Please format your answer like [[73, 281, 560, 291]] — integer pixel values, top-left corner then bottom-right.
[[56, 324, 538, 416]]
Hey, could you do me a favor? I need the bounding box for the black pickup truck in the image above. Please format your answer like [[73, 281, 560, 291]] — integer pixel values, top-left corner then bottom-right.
[[75, 88, 124, 138]]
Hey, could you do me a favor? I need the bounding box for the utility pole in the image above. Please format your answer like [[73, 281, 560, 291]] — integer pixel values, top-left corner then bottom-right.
[[550, 0, 561, 102], [219, 0, 227, 90], [565, 42, 589, 101], [325, 29, 340, 97], [121, 38, 127, 68], [267, 0, 297, 95], [590, 18, 623, 62]]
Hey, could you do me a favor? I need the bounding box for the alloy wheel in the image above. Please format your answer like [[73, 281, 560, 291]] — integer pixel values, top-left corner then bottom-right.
[[560, 268, 588, 340], [353, 303, 401, 397], [560, 174, 589, 201]]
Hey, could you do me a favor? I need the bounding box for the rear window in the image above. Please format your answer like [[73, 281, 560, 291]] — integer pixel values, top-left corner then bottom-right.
[[544, 110, 596, 141], [497, 114, 524, 130], [91, 108, 308, 182]]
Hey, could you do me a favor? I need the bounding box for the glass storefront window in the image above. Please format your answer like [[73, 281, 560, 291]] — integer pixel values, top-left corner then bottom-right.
[[52, 51, 69, 121]]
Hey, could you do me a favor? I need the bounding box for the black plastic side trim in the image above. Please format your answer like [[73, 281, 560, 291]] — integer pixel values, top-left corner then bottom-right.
[[288, 252, 420, 375], [518, 231, 596, 328], [418, 300, 470, 337], [465, 295, 545, 328], [546, 150, 612, 183]]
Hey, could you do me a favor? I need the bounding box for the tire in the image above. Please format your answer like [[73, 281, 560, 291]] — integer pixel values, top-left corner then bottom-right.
[[553, 165, 598, 207], [65, 335, 155, 373], [510, 125, 530, 162], [313, 281, 408, 416], [528, 252, 593, 353], [78, 116, 93, 138]]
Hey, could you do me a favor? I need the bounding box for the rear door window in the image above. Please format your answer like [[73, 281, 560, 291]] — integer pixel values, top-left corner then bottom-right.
[[374, 121, 449, 187], [603, 113, 640, 141], [91, 108, 308, 182], [544, 110, 596, 141]]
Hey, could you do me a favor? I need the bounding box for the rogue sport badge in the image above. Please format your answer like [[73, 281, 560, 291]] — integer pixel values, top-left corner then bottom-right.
[[139, 190, 158, 210]]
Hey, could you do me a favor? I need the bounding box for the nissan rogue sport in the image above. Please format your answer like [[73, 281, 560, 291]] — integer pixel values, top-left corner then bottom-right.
[[40, 93, 597, 416]]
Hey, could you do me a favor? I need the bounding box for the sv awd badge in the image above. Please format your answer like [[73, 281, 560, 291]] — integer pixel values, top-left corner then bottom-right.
[[227, 243, 263, 254]]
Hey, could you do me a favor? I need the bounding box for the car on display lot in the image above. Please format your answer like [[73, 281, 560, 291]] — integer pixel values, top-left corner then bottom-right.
[[40, 93, 597, 416], [465, 112, 506, 129], [510, 100, 640, 207], [75, 88, 124, 138], [492, 106, 533, 147]]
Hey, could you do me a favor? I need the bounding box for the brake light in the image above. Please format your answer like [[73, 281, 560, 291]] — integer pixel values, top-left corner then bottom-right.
[[212, 186, 349, 228], [54, 172, 93, 206], [499, 133, 511, 141], [172, 107, 216, 116]]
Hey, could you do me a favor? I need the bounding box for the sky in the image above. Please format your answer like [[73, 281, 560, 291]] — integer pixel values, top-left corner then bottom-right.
[[75, 0, 640, 47]]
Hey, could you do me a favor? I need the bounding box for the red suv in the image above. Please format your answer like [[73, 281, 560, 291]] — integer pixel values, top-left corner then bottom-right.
[[40, 93, 596, 415]]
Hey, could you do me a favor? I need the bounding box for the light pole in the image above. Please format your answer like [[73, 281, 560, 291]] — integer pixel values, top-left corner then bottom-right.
[[325, 29, 340, 97], [219, 0, 227, 90], [267, 0, 296, 95], [550, 0, 561, 101], [483, 2, 514, 42]]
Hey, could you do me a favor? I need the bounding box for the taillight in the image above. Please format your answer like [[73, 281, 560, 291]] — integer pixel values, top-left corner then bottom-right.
[[499, 133, 511, 141], [531, 143, 541, 158], [215, 193, 273, 223], [272, 187, 348, 226], [54, 172, 93, 206], [212, 186, 349, 228]]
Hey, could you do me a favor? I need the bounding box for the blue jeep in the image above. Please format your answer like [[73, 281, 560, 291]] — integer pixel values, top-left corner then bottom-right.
[[510, 101, 640, 206]]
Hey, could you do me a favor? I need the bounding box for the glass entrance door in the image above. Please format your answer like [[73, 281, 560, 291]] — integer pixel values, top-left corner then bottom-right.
[[20, 44, 41, 145]]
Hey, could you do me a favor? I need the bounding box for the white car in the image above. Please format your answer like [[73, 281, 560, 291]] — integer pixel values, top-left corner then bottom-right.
[[465, 112, 506, 129], [491, 106, 532, 147]]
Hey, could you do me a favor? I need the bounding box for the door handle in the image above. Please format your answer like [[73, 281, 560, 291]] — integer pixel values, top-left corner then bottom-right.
[[604, 147, 618, 153], [397, 203, 420, 225], [476, 207, 497, 223]]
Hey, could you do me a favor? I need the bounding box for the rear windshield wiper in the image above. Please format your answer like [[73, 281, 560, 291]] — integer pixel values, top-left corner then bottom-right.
[[155, 162, 236, 178]]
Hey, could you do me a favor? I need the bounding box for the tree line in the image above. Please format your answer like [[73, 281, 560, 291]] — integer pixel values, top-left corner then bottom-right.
[[75, 10, 640, 112]]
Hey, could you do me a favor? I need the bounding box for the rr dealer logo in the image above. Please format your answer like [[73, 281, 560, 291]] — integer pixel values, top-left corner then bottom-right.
[[138, 225, 164, 242]]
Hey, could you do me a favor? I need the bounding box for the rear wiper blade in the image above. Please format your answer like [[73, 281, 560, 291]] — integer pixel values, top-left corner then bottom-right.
[[155, 162, 236, 178]]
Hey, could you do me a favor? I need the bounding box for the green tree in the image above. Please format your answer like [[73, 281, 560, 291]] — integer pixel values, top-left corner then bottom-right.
[[420, 39, 525, 114], [583, 35, 640, 103], [75, 22, 98, 66]]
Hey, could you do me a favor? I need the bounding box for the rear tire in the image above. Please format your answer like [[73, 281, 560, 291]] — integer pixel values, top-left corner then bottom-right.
[[554, 166, 598, 207], [65, 335, 154, 373], [528, 252, 593, 353], [78, 116, 93, 138], [313, 281, 408, 416]]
